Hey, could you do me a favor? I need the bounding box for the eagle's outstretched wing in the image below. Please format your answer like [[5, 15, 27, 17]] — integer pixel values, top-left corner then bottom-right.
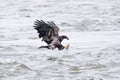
[[33, 20, 59, 44]]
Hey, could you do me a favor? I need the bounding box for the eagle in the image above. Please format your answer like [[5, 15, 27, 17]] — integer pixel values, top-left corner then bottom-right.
[[33, 20, 69, 50]]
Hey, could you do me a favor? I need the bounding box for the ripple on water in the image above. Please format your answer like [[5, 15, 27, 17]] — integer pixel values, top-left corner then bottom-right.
[[0, 62, 32, 77]]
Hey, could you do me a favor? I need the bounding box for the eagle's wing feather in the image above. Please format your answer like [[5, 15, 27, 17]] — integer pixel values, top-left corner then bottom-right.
[[33, 20, 52, 38], [47, 21, 59, 36], [33, 20, 60, 45]]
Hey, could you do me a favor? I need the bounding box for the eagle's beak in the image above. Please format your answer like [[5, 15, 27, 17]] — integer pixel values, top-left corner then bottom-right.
[[66, 37, 69, 40], [64, 44, 69, 50]]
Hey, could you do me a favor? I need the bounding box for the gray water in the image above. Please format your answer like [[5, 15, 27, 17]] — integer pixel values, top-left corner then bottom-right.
[[0, 0, 120, 80]]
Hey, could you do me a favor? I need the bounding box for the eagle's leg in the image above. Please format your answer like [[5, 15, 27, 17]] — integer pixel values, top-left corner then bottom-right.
[[39, 46, 50, 49]]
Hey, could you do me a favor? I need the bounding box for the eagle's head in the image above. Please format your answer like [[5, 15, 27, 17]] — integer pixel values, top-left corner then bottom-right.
[[59, 35, 69, 42]]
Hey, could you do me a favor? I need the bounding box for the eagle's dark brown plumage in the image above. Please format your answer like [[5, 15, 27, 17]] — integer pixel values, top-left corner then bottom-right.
[[33, 20, 69, 50]]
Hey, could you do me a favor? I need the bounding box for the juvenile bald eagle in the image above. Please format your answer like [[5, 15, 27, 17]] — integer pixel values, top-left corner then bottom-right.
[[33, 20, 69, 50]]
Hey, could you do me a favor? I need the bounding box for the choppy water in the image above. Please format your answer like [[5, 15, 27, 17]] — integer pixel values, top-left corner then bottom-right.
[[0, 31, 120, 80], [0, 0, 120, 31], [0, 0, 120, 80]]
